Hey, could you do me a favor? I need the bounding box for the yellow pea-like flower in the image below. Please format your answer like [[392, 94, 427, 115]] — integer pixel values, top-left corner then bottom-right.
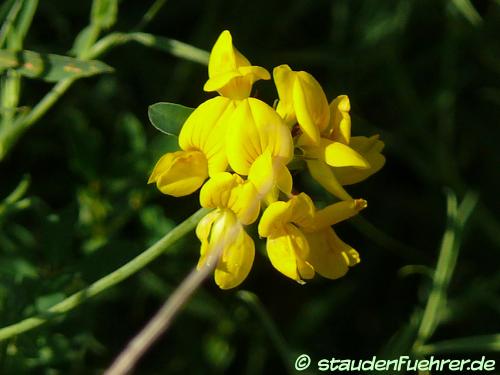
[[226, 97, 294, 202], [274, 64, 330, 146], [204, 30, 270, 100], [148, 29, 385, 290], [273, 65, 385, 200], [148, 96, 236, 197], [197, 172, 260, 289], [258, 193, 366, 283]]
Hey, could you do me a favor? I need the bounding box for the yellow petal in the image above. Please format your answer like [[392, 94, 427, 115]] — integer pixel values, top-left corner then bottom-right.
[[229, 181, 261, 225], [306, 160, 352, 201], [258, 193, 315, 236], [205, 210, 239, 254], [248, 151, 293, 202], [293, 72, 330, 145], [274, 66, 330, 146], [328, 95, 351, 144], [199, 172, 241, 209], [334, 135, 386, 185], [289, 193, 316, 230], [204, 30, 269, 99], [179, 96, 234, 175], [266, 224, 315, 283], [305, 228, 360, 279], [274, 64, 296, 125], [312, 199, 367, 230], [203, 71, 242, 92], [226, 98, 293, 175], [149, 150, 208, 197], [258, 200, 290, 238], [196, 210, 221, 267], [207, 30, 250, 79], [215, 228, 255, 289], [324, 141, 371, 168], [200, 172, 260, 225]]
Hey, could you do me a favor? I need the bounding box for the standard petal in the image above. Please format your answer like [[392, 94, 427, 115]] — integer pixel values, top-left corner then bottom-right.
[[306, 160, 352, 201], [226, 98, 293, 175], [328, 95, 351, 144], [207, 30, 249, 79], [266, 225, 314, 283], [293, 71, 330, 145], [205, 30, 269, 99], [179, 97, 233, 175], [215, 228, 255, 289], [334, 135, 386, 185], [274, 64, 296, 125], [324, 141, 371, 168], [151, 150, 208, 197], [305, 228, 360, 279], [312, 199, 367, 230]]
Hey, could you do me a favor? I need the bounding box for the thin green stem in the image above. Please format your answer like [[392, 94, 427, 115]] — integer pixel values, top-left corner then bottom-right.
[[413, 191, 478, 350], [134, 0, 168, 31], [0, 207, 209, 342], [16, 78, 74, 130], [0, 78, 74, 160], [88, 32, 209, 65], [0, 0, 22, 49]]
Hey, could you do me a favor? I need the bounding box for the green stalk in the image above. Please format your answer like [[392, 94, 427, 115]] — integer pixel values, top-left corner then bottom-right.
[[0, 207, 209, 342]]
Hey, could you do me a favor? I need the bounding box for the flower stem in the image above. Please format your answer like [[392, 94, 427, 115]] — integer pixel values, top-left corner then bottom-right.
[[0, 207, 210, 342]]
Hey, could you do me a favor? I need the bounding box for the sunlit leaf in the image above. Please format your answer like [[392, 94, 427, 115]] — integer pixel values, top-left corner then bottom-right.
[[0, 49, 113, 81], [148, 102, 194, 136], [91, 0, 118, 29]]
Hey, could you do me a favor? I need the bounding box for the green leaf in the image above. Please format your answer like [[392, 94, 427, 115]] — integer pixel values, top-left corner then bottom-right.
[[0, 49, 113, 81], [70, 24, 98, 57], [148, 102, 194, 136], [6, 0, 38, 51], [91, 0, 118, 29]]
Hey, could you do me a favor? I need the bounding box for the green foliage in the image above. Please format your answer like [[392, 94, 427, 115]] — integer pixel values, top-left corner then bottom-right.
[[91, 0, 118, 30], [148, 102, 194, 137], [0, 49, 113, 81], [0, 0, 499, 374]]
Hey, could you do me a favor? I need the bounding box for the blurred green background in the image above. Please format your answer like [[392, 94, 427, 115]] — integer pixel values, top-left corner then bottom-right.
[[0, 0, 499, 374]]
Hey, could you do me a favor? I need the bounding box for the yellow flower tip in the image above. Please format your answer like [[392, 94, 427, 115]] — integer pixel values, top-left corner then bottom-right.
[[332, 94, 350, 112], [205, 30, 270, 99], [149, 150, 208, 197], [346, 249, 361, 266], [328, 95, 351, 144], [274, 65, 330, 146], [354, 198, 368, 211]]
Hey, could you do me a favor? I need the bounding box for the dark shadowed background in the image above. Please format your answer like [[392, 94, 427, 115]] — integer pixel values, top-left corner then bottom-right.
[[0, 0, 499, 374]]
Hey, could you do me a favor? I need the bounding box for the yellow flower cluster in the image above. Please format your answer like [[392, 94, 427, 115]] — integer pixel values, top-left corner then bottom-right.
[[149, 30, 385, 289]]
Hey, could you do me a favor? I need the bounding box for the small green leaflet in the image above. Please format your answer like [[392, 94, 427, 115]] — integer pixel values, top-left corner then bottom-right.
[[148, 102, 194, 136]]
